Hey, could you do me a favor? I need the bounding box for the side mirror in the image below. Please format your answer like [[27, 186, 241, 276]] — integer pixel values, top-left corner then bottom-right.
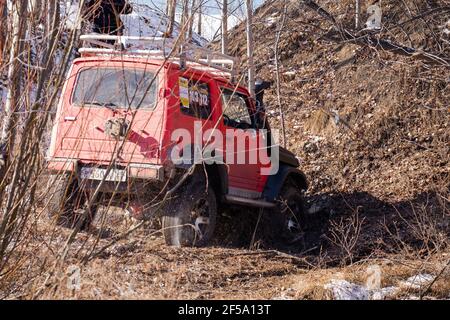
[[254, 79, 272, 119]]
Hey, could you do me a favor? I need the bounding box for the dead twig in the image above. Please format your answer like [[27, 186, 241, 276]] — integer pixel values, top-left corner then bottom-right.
[[420, 259, 450, 299]]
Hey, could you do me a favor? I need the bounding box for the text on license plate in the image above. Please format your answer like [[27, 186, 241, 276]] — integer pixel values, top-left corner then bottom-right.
[[80, 167, 127, 182]]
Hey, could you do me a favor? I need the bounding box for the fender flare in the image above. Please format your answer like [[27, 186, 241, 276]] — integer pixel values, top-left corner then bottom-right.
[[262, 164, 308, 202], [169, 143, 229, 196], [175, 163, 229, 196], [204, 163, 228, 196]]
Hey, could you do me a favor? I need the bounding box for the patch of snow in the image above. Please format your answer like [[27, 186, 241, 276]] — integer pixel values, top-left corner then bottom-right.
[[121, 3, 208, 48], [371, 286, 398, 300], [324, 280, 370, 300], [59, 1, 208, 48], [325, 273, 437, 300], [400, 274, 434, 290], [61, 1, 82, 30], [325, 279, 399, 300]]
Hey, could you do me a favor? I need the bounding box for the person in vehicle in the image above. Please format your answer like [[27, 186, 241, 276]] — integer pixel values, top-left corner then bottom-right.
[[255, 79, 272, 128]]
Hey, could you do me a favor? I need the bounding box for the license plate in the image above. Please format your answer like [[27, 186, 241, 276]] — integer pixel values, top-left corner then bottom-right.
[[80, 167, 127, 182]]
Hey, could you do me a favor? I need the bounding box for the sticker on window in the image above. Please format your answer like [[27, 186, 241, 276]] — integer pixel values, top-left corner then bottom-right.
[[179, 77, 190, 109], [180, 78, 211, 119]]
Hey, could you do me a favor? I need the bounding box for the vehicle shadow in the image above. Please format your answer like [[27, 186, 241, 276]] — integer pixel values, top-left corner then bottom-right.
[[212, 190, 449, 265]]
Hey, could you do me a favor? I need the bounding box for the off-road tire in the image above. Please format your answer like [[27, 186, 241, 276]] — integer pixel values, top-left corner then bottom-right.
[[47, 174, 95, 230], [162, 180, 217, 247], [272, 180, 306, 245]]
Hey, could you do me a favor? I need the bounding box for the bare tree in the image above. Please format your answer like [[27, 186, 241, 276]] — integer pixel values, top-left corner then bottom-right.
[[180, 0, 189, 41], [197, 0, 202, 36], [188, 0, 197, 40], [44, 0, 60, 73], [221, 0, 228, 54], [0, 0, 28, 171], [46, 0, 60, 36], [0, 0, 6, 63], [245, 0, 255, 98], [355, 0, 361, 29], [274, 0, 288, 147], [29, 0, 42, 19], [166, 0, 177, 37], [165, 0, 170, 15]]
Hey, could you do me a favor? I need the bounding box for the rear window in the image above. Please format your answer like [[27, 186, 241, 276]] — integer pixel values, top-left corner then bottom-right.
[[72, 68, 157, 109]]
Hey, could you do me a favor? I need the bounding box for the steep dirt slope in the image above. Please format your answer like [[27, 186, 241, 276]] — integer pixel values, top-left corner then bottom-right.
[[227, 0, 449, 198]]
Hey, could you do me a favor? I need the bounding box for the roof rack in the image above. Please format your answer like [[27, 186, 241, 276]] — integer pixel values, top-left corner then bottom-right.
[[79, 34, 239, 81]]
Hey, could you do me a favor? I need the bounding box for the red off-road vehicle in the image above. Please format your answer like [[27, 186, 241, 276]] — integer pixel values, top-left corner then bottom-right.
[[46, 35, 308, 246]]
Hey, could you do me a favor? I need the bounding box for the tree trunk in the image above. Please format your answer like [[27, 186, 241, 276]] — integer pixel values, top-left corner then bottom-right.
[[45, 0, 60, 72], [45, 1, 60, 38], [188, 0, 197, 40], [275, 1, 288, 147], [245, 0, 255, 98], [29, 0, 42, 19], [165, 0, 170, 15], [0, 0, 6, 63], [355, 0, 361, 29], [181, 0, 189, 28], [180, 0, 189, 42], [166, 0, 177, 37], [0, 0, 27, 170], [221, 0, 228, 54], [197, 1, 202, 36], [47, 0, 55, 36]]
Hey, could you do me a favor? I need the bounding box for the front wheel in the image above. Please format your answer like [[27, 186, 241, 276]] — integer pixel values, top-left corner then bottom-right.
[[272, 181, 305, 245], [162, 181, 217, 247]]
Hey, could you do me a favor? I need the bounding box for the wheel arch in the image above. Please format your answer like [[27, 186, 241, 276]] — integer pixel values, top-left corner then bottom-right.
[[175, 162, 228, 198], [203, 163, 228, 197], [169, 143, 229, 197], [262, 163, 308, 202]]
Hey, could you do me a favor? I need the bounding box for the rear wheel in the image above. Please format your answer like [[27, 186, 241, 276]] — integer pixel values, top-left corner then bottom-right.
[[47, 174, 96, 230], [272, 181, 305, 244], [162, 180, 217, 247]]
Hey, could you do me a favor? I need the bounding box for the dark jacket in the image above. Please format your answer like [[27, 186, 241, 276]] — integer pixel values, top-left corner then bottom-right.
[[85, 0, 132, 35]]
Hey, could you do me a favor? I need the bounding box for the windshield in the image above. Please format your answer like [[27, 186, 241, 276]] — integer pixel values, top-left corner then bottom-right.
[[72, 67, 157, 109]]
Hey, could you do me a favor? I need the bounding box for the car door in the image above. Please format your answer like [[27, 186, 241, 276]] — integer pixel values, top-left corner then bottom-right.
[[168, 71, 216, 165], [219, 87, 263, 198]]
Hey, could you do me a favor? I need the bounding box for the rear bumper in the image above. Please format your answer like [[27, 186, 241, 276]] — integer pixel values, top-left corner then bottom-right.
[[46, 157, 164, 182]]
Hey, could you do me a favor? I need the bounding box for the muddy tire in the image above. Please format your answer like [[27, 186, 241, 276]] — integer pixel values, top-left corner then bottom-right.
[[162, 181, 217, 247], [272, 181, 306, 245], [47, 174, 95, 230]]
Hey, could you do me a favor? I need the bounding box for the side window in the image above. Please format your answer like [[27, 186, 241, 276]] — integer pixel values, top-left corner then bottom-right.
[[179, 77, 211, 119], [221, 88, 253, 129]]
